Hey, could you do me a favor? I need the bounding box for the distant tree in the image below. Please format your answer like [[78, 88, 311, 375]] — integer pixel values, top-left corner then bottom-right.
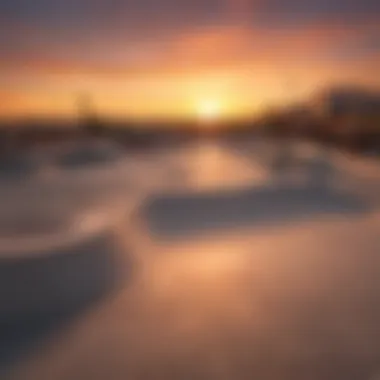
[[77, 93, 104, 137]]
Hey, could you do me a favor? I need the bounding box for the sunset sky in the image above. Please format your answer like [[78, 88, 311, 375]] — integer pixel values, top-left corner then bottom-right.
[[1, 0, 379, 120]]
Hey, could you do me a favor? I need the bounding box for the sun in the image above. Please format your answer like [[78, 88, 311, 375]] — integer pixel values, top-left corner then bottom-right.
[[197, 100, 221, 122]]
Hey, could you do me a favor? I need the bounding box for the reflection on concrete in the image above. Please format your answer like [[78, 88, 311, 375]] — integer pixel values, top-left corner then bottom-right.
[[4, 139, 380, 380], [10, 214, 380, 380]]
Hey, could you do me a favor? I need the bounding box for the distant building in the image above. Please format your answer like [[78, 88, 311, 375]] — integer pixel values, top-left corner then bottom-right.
[[312, 86, 380, 149], [316, 86, 380, 118]]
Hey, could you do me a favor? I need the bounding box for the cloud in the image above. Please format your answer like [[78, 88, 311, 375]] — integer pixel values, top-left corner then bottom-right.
[[1, 20, 378, 80], [0, 0, 379, 118], [1, 0, 378, 67]]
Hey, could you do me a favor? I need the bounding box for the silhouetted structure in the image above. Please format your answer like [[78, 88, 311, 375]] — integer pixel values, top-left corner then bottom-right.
[[317, 86, 380, 118], [77, 94, 104, 137]]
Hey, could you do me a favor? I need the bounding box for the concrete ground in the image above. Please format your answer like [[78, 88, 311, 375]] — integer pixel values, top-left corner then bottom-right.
[[2, 139, 380, 380]]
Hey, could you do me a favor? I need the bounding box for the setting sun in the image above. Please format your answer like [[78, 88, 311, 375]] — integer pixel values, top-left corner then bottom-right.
[[197, 100, 222, 122]]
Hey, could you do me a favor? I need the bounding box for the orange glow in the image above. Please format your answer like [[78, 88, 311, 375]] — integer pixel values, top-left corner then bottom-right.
[[0, 22, 379, 120], [196, 99, 222, 122]]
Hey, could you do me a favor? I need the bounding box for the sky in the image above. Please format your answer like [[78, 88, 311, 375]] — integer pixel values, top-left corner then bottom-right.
[[0, 0, 379, 120]]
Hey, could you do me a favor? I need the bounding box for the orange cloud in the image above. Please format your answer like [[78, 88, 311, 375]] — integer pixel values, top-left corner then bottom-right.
[[0, 18, 379, 119]]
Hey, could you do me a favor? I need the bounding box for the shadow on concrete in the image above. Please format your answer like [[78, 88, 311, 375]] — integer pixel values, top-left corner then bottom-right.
[[141, 181, 372, 239], [140, 141, 376, 239], [0, 154, 39, 180], [0, 230, 130, 373]]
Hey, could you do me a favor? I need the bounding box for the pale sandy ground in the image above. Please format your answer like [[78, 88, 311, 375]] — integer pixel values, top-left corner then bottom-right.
[[2, 138, 380, 380]]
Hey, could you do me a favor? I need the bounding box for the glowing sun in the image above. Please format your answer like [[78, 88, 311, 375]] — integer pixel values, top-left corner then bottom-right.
[[197, 100, 221, 121]]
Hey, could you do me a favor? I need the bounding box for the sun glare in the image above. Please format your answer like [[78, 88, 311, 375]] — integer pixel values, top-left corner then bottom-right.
[[197, 100, 221, 121]]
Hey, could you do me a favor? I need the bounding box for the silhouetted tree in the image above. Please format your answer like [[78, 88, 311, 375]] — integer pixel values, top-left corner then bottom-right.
[[77, 93, 104, 137]]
